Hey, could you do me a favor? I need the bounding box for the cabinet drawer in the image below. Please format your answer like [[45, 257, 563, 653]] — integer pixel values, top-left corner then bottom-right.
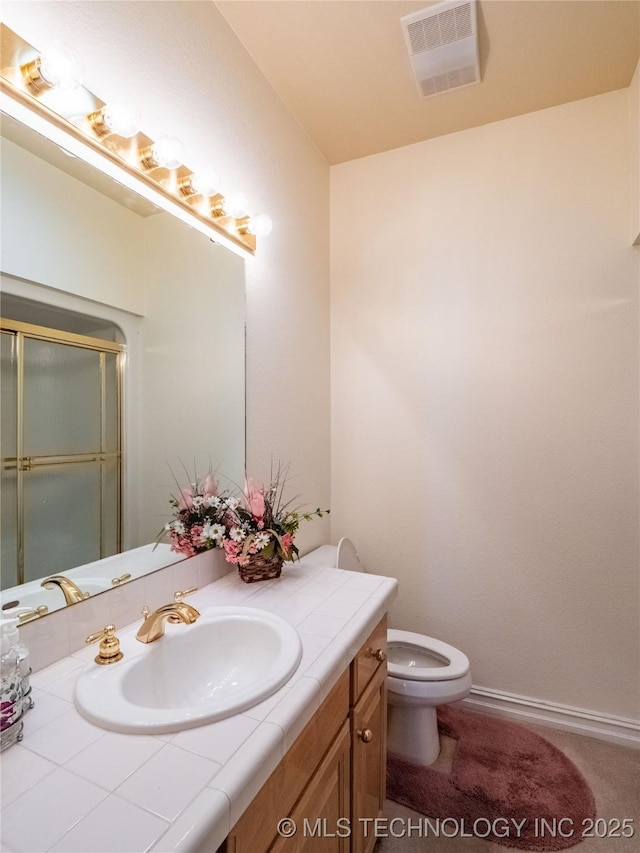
[[224, 668, 350, 853], [350, 616, 387, 705]]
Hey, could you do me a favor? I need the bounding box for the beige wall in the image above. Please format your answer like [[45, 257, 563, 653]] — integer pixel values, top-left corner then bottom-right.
[[630, 60, 640, 245], [331, 90, 639, 720], [2, 0, 332, 550], [1, 139, 145, 314], [139, 217, 246, 544]]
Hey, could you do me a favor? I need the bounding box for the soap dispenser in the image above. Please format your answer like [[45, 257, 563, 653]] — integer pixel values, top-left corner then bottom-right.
[[0, 620, 23, 751], [1, 611, 33, 713]]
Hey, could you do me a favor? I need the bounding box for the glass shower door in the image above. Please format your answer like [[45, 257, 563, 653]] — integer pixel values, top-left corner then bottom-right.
[[0, 321, 122, 587], [1, 331, 19, 588]]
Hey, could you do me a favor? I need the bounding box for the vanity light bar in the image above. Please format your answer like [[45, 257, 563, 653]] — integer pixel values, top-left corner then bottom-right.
[[0, 23, 270, 257]]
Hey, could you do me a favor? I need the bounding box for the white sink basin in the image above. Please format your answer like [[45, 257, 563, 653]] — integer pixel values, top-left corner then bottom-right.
[[74, 606, 302, 734]]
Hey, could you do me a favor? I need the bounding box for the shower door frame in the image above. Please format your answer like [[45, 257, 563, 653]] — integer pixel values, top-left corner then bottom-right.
[[1, 318, 124, 586]]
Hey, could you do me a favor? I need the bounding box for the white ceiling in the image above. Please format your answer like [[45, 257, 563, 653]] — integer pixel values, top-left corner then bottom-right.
[[216, 0, 640, 165]]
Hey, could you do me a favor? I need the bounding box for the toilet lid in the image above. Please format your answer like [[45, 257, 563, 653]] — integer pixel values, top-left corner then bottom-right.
[[387, 629, 470, 681], [336, 537, 363, 572]]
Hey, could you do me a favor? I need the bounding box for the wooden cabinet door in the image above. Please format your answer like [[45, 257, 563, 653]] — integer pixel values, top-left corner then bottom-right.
[[350, 664, 387, 853], [269, 722, 351, 853], [222, 671, 349, 853]]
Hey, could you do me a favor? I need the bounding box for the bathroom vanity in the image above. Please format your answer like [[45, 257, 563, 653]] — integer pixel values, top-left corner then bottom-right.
[[222, 616, 388, 853], [0, 558, 397, 853]]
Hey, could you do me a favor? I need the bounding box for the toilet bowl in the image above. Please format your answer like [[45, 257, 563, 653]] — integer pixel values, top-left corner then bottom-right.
[[386, 629, 472, 765], [303, 538, 472, 767]]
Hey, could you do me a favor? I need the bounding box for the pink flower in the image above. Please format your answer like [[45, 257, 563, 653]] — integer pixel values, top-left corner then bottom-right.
[[199, 474, 218, 497], [281, 533, 294, 556], [190, 525, 205, 548], [176, 485, 195, 512], [243, 479, 265, 524], [170, 530, 197, 557], [223, 539, 243, 564]]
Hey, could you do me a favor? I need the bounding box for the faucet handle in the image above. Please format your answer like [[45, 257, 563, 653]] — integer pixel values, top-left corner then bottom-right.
[[174, 586, 198, 602], [86, 624, 123, 665], [17, 605, 49, 622]]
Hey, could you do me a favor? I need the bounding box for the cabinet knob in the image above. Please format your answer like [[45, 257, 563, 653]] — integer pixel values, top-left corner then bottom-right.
[[358, 728, 374, 743], [372, 648, 386, 662]]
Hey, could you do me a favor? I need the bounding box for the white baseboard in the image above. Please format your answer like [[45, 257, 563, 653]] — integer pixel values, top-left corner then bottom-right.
[[461, 686, 640, 749]]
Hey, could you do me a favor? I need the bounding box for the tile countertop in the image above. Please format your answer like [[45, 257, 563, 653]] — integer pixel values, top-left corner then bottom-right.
[[0, 560, 397, 853]]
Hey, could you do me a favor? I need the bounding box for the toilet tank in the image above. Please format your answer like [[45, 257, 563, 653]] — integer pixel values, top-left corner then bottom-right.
[[298, 545, 338, 568], [300, 539, 364, 573]]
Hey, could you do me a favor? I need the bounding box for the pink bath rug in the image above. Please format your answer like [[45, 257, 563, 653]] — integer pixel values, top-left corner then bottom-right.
[[387, 705, 596, 851]]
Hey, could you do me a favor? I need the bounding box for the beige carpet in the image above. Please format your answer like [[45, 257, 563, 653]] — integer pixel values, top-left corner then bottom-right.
[[378, 720, 639, 852]]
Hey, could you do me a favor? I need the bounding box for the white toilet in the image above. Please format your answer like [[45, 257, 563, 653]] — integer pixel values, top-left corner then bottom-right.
[[303, 538, 472, 767]]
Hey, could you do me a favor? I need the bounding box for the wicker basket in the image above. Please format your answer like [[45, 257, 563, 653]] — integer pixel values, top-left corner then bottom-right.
[[238, 553, 284, 583]]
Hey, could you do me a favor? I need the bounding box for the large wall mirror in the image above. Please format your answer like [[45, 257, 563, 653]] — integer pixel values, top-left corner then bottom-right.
[[0, 112, 246, 618]]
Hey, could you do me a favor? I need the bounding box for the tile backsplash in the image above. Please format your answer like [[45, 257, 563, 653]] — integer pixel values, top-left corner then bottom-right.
[[20, 550, 232, 673]]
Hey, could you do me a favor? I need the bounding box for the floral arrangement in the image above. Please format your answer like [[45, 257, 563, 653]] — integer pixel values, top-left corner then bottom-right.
[[163, 472, 234, 558], [221, 473, 327, 568], [162, 465, 328, 571]]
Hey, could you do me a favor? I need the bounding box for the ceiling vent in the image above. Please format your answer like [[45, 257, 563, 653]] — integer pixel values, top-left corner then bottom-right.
[[401, 0, 480, 99]]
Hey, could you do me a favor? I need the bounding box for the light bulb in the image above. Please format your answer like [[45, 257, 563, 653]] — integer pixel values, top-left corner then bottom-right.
[[139, 135, 185, 171], [190, 169, 221, 197], [38, 42, 83, 90], [101, 101, 141, 138], [151, 135, 185, 169], [247, 213, 273, 238], [224, 192, 248, 218]]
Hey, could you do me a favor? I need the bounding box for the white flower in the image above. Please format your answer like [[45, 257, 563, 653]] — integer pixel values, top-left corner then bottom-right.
[[230, 526, 246, 542], [252, 531, 271, 551], [205, 495, 221, 508], [201, 522, 225, 543], [171, 521, 185, 534], [225, 497, 240, 510], [192, 496, 205, 509], [209, 523, 225, 540]]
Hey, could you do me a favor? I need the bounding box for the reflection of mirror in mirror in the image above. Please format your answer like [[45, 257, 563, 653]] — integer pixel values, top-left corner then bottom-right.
[[0, 113, 246, 619]]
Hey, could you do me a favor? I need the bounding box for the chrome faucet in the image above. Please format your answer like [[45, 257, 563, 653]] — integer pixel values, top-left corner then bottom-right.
[[41, 575, 89, 605], [136, 601, 200, 644]]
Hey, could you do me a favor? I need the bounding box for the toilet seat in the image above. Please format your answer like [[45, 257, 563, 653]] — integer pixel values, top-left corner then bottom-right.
[[387, 629, 470, 682]]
